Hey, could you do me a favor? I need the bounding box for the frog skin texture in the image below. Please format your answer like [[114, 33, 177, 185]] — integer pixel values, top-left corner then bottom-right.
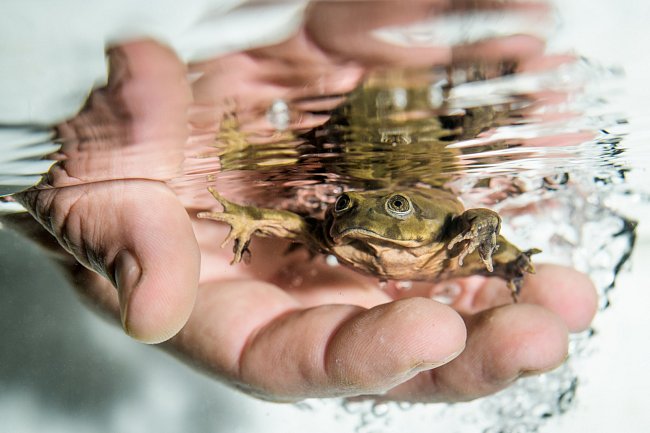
[[198, 187, 539, 299]]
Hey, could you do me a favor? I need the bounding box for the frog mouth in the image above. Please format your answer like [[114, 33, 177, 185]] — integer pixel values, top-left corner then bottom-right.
[[332, 227, 423, 248]]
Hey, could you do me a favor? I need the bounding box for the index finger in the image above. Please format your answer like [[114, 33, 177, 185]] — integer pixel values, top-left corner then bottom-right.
[[169, 279, 467, 401]]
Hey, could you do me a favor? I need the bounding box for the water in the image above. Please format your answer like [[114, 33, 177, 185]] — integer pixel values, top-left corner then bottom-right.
[[0, 1, 646, 432]]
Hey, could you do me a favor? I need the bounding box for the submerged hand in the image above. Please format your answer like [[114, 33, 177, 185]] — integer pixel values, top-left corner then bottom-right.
[[11, 5, 598, 402], [15, 160, 599, 403], [174, 246, 597, 402], [11, 192, 598, 402]]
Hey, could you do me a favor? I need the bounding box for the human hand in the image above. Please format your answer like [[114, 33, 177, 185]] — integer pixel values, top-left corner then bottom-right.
[[11, 1, 597, 402], [172, 238, 597, 402]]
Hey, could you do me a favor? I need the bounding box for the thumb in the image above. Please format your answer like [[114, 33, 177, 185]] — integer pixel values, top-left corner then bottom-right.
[[17, 180, 200, 343]]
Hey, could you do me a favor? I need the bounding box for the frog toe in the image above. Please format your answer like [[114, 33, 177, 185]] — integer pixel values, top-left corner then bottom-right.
[[519, 248, 541, 274], [198, 209, 256, 263], [448, 210, 500, 272], [479, 249, 495, 272], [505, 248, 541, 301], [476, 232, 498, 272], [448, 231, 478, 267], [198, 211, 242, 238], [231, 236, 252, 265], [219, 223, 257, 263]]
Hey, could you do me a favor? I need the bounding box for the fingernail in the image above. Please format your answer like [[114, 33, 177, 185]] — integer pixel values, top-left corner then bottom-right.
[[518, 354, 569, 379], [114, 249, 142, 332], [518, 368, 547, 378], [411, 346, 466, 373]]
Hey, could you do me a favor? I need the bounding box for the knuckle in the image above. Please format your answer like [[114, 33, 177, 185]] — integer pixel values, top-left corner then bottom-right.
[[17, 185, 101, 273]]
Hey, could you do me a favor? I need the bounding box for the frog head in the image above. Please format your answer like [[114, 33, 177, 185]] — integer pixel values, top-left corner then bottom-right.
[[325, 189, 455, 248]]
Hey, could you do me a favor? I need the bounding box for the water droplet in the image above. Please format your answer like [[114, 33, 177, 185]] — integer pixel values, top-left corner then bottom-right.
[[431, 283, 461, 304], [266, 99, 290, 131], [557, 378, 578, 413], [428, 80, 446, 107], [293, 401, 313, 411], [395, 280, 413, 290], [397, 401, 413, 411], [531, 402, 554, 419], [326, 255, 339, 267], [371, 402, 390, 417], [342, 400, 364, 415], [391, 88, 408, 109]]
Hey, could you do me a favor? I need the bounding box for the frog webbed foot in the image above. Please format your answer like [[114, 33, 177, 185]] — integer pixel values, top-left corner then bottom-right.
[[448, 208, 502, 272], [216, 218, 255, 265], [505, 248, 542, 301], [197, 188, 259, 264], [198, 187, 310, 265]]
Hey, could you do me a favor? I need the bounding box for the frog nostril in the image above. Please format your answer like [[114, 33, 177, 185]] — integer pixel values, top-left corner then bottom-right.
[[334, 193, 352, 213]]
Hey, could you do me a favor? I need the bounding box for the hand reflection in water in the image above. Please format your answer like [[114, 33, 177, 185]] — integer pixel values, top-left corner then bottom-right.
[[13, 1, 598, 403]]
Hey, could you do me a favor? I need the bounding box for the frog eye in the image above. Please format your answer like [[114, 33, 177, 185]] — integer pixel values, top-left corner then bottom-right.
[[334, 193, 352, 213], [385, 194, 412, 217]]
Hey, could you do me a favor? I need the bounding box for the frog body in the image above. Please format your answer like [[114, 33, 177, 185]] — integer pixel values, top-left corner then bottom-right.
[[198, 187, 538, 299]]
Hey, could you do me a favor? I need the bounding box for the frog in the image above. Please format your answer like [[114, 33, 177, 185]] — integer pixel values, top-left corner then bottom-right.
[[198, 186, 539, 300]]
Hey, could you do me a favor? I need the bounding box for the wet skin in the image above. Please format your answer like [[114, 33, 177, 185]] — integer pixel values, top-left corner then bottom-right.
[[199, 187, 538, 299]]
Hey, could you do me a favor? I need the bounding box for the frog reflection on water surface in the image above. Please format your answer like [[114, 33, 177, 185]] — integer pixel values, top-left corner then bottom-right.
[[199, 187, 539, 299]]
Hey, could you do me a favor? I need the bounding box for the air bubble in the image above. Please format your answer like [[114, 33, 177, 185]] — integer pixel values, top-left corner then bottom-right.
[[431, 283, 461, 304], [395, 280, 413, 290], [428, 80, 447, 108], [326, 255, 339, 267], [266, 99, 290, 131], [531, 403, 554, 419], [371, 403, 389, 417]]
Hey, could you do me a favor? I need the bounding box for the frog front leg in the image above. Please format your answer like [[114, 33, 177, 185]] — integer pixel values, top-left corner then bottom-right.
[[441, 230, 540, 301], [447, 208, 501, 272], [198, 187, 310, 264]]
